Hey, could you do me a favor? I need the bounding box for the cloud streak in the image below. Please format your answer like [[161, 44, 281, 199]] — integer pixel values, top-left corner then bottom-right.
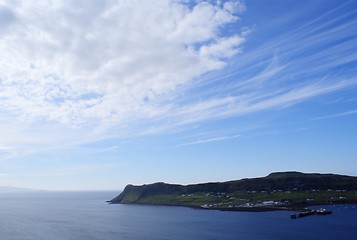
[[312, 110, 357, 121], [175, 134, 240, 147]]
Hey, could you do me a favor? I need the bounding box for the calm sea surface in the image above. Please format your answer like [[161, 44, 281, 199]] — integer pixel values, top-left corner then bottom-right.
[[0, 191, 356, 239]]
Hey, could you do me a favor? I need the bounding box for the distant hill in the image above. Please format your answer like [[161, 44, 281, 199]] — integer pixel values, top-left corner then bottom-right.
[[110, 172, 357, 211]]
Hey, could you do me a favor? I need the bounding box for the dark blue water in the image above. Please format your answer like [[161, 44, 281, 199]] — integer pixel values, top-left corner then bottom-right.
[[0, 191, 356, 239]]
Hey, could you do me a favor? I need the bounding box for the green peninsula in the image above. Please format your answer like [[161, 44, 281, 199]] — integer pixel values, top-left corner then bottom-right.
[[109, 172, 357, 211]]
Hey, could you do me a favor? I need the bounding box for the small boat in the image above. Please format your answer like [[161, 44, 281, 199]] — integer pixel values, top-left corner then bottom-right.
[[315, 208, 332, 215], [298, 210, 315, 217]]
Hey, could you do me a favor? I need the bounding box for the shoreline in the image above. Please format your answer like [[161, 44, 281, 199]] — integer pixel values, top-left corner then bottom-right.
[[108, 201, 357, 212]]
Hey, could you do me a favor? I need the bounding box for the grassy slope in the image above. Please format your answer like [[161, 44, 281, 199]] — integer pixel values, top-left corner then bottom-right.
[[110, 172, 357, 209]]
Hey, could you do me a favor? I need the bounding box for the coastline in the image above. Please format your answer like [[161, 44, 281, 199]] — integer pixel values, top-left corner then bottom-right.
[[108, 201, 357, 212]]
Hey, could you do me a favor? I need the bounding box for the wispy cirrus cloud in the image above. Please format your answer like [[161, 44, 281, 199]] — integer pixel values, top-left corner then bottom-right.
[[175, 134, 240, 147], [312, 110, 357, 121], [160, 1, 357, 130]]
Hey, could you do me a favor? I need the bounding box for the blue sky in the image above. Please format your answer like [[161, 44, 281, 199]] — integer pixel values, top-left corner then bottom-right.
[[0, 0, 356, 190]]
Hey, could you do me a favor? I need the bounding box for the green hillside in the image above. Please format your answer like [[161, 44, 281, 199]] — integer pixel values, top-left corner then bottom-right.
[[110, 172, 357, 211]]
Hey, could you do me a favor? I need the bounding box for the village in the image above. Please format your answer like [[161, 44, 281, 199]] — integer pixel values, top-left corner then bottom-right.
[[176, 189, 351, 210]]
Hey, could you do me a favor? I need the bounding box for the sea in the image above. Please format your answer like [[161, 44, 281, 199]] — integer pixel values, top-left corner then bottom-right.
[[0, 191, 356, 240]]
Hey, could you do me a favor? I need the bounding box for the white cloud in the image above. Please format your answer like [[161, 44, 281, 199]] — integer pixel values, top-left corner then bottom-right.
[[199, 36, 245, 59], [0, 0, 245, 127]]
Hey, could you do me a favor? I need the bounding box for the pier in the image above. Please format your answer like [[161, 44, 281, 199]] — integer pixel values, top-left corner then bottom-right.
[[290, 208, 332, 219]]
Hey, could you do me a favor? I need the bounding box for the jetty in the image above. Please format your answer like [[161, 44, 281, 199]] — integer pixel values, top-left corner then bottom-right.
[[290, 208, 332, 219]]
